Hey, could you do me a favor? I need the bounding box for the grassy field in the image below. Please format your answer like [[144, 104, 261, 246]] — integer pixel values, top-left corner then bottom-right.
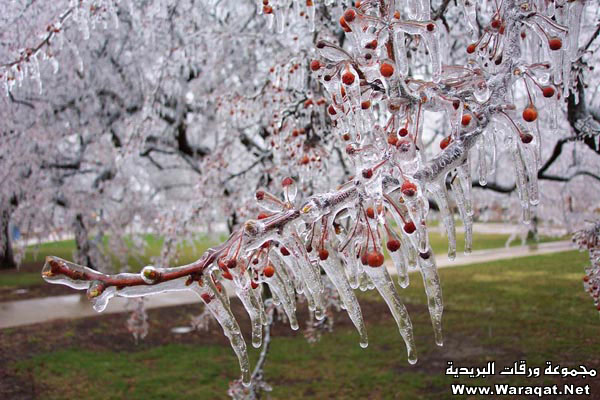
[[2, 250, 597, 399], [0, 234, 226, 290], [0, 230, 559, 290]]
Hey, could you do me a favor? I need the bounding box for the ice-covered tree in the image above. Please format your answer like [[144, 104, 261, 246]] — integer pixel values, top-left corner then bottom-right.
[[1, 0, 600, 397]]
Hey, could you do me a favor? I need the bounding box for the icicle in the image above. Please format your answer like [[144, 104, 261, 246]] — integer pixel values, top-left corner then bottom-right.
[[320, 244, 368, 348], [358, 270, 372, 292], [429, 183, 457, 260], [194, 279, 251, 387], [567, 0, 584, 62], [420, 25, 441, 81], [417, 250, 444, 346], [283, 178, 298, 204], [519, 140, 540, 206], [392, 30, 409, 77], [385, 227, 410, 288], [456, 163, 473, 217], [272, 252, 296, 303], [262, 260, 299, 330], [306, 0, 316, 32], [284, 233, 325, 318], [477, 136, 487, 186], [450, 174, 473, 254], [511, 141, 532, 224], [363, 264, 417, 364], [235, 284, 265, 348], [341, 239, 362, 289], [460, 0, 478, 34]]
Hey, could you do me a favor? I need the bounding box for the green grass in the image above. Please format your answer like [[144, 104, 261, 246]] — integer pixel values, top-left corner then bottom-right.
[[0, 230, 562, 289], [12, 250, 597, 399], [0, 234, 225, 289]]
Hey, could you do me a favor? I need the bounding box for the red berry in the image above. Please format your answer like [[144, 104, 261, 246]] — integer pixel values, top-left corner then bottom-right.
[[387, 239, 401, 252], [365, 40, 377, 49], [583, 275, 590, 283], [398, 127, 409, 137], [328, 104, 337, 115], [522, 106, 537, 122], [282, 177, 294, 186], [251, 281, 259, 289], [360, 251, 368, 266], [520, 132, 533, 144], [263, 5, 273, 14], [461, 114, 472, 126], [362, 168, 373, 179], [342, 133, 351, 141], [426, 23, 435, 32], [387, 134, 398, 146], [339, 16, 351, 32], [256, 190, 265, 200], [440, 136, 452, 150], [491, 18, 501, 29], [367, 251, 385, 267], [300, 155, 310, 165], [201, 293, 212, 304], [366, 207, 375, 219], [542, 86, 555, 98], [380, 62, 395, 78], [319, 248, 329, 260], [548, 37, 562, 51], [466, 43, 477, 54], [264, 264, 275, 278], [280, 246, 290, 256], [342, 70, 355, 85], [403, 221, 416, 234], [310, 60, 321, 71], [401, 181, 417, 197], [361, 100, 371, 109], [226, 259, 237, 269], [344, 9, 356, 22]]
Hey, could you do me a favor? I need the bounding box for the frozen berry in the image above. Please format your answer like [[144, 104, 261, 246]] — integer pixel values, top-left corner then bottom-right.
[[367, 251, 385, 267]]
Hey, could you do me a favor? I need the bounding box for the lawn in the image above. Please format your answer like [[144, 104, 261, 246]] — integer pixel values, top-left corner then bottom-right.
[[0, 234, 226, 290], [0, 230, 560, 290], [1, 250, 597, 399]]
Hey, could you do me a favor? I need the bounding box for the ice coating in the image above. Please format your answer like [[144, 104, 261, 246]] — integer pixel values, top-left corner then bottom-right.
[[363, 262, 417, 364], [235, 284, 265, 348], [194, 279, 251, 387], [262, 257, 299, 331], [418, 250, 444, 347], [428, 184, 457, 260], [319, 239, 369, 348]]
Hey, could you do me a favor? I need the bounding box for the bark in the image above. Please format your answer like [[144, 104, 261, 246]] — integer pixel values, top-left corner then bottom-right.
[[0, 207, 16, 269], [73, 213, 95, 270]]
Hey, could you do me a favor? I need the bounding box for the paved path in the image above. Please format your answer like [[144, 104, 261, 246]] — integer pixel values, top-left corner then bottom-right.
[[0, 240, 574, 329]]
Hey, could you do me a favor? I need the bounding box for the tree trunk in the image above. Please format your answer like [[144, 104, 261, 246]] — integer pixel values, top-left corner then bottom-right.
[[73, 214, 95, 270], [0, 208, 17, 269]]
